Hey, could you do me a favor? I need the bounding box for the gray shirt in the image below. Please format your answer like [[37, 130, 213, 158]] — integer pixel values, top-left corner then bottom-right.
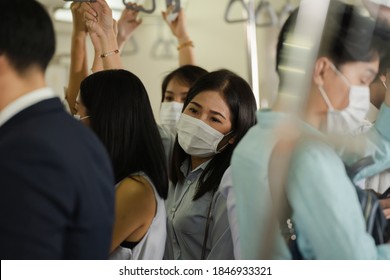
[[158, 124, 175, 171], [164, 159, 234, 260]]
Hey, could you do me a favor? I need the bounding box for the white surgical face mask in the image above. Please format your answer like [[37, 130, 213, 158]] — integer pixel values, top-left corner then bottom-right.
[[159, 101, 183, 133], [176, 114, 231, 157], [318, 64, 370, 134]]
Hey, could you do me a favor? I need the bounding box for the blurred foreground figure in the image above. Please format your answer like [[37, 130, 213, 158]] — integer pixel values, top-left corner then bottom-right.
[[222, 0, 390, 259]]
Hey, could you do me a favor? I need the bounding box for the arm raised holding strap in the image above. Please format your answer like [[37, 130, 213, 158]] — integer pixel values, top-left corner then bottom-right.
[[66, 2, 90, 114], [84, 0, 123, 70], [117, 8, 142, 52], [163, 8, 194, 66]]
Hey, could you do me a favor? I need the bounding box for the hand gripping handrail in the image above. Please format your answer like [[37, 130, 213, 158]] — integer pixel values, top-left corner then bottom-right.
[[165, 0, 181, 22], [123, 0, 156, 14], [165, 0, 181, 11]]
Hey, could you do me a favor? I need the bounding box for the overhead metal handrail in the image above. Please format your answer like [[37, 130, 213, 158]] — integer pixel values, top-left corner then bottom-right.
[[225, 0, 278, 27], [150, 19, 176, 59], [224, 0, 249, 23], [123, 0, 156, 14], [255, 0, 278, 27], [150, 37, 176, 59], [121, 37, 139, 56]]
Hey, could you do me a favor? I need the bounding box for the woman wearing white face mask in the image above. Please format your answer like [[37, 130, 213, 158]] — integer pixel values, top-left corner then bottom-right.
[[225, 1, 390, 260], [318, 63, 371, 134], [164, 69, 257, 260], [356, 71, 390, 195], [158, 66, 208, 171], [159, 65, 208, 134]]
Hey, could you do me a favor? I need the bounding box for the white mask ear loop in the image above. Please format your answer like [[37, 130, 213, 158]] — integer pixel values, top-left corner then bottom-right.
[[318, 85, 334, 110], [381, 78, 388, 90], [329, 63, 351, 87]]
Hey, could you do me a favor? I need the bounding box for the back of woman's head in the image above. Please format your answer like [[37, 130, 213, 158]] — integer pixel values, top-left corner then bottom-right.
[[171, 69, 257, 199], [318, 1, 385, 66], [276, 1, 387, 72], [161, 65, 208, 102], [80, 69, 168, 199]]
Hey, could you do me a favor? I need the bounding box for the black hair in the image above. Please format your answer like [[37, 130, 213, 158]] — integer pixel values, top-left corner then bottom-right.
[[170, 69, 257, 200], [0, 0, 55, 73], [80, 69, 168, 199], [275, 8, 298, 73], [276, 1, 387, 73], [161, 65, 208, 102]]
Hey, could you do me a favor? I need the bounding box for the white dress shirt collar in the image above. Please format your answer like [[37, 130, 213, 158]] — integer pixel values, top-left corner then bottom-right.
[[0, 87, 57, 127]]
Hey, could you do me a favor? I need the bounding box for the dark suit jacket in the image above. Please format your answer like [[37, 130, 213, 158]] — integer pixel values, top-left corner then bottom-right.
[[0, 98, 115, 259]]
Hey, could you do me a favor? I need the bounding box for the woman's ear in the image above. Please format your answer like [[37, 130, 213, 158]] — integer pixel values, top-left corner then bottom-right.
[[313, 57, 331, 86]]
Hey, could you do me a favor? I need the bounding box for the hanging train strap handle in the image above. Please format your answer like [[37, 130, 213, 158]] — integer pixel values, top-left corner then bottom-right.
[[255, 0, 278, 27], [121, 37, 139, 56], [224, 0, 249, 23], [224, 0, 278, 27], [150, 36, 176, 59], [123, 0, 156, 14], [278, 0, 295, 27], [201, 189, 216, 260]]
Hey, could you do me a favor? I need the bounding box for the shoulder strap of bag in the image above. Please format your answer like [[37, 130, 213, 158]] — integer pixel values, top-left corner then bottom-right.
[[344, 156, 388, 244], [267, 139, 303, 260]]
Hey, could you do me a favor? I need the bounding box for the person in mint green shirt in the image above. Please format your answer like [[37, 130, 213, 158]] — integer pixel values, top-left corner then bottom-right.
[[221, 1, 390, 259]]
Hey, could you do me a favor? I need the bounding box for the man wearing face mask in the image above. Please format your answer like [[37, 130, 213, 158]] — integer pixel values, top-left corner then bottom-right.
[[221, 0, 390, 259]]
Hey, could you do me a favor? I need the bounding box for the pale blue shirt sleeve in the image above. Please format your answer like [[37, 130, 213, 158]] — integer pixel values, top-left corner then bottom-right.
[[219, 166, 241, 259], [288, 140, 390, 259]]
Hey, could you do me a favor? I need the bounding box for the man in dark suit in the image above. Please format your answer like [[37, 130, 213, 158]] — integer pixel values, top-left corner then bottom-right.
[[0, 0, 115, 259]]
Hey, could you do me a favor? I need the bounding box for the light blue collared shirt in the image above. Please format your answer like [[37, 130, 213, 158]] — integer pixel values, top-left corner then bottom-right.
[[225, 105, 390, 259]]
